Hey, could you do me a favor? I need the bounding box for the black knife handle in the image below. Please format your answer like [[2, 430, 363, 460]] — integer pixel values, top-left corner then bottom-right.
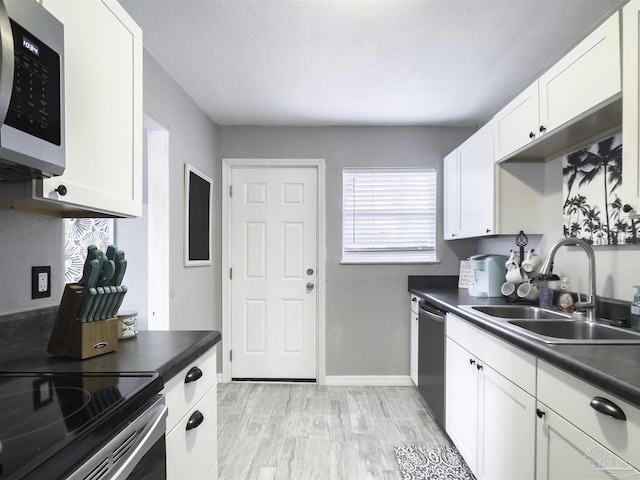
[[186, 410, 204, 431], [185, 366, 203, 384]]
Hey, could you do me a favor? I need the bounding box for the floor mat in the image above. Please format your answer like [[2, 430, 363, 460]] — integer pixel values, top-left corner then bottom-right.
[[393, 444, 474, 480]]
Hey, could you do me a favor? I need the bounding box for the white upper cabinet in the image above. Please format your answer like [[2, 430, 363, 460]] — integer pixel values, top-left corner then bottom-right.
[[443, 122, 495, 239], [41, 0, 143, 217], [622, 1, 640, 216], [444, 121, 545, 240], [443, 149, 460, 239], [494, 12, 621, 163], [457, 122, 495, 237], [539, 12, 621, 133], [494, 83, 540, 162], [0, 0, 143, 217]]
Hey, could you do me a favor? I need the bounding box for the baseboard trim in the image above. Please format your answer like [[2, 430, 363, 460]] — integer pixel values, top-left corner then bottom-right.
[[324, 375, 413, 387]]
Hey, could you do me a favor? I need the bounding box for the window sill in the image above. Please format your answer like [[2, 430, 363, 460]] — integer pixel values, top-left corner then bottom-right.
[[339, 259, 441, 265]]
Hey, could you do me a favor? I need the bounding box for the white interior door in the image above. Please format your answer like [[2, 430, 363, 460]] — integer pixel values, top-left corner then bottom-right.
[[230, 166, 318, 380]]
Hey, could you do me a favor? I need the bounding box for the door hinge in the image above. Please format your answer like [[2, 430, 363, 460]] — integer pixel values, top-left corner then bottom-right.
[[229, 185, 233, 197], [229, 349, 232, 362], [230, 267, 232, 280]]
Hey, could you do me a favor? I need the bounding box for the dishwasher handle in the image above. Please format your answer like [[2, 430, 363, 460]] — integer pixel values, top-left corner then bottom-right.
[[419, 302, 446, 323]]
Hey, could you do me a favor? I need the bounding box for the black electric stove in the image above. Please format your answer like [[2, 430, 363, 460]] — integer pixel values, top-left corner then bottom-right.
[[0, 371, 162, 480]]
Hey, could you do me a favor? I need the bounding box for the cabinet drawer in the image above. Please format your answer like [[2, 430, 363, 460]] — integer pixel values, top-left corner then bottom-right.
[[166, 384, 218, 480], [447, 313, 536, 394], [538, 360, 640, 467], [163, 347, 217, 431]]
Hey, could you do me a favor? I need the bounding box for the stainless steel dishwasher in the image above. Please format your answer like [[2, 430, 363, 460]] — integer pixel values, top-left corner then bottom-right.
[[418, 299, 446, 428]]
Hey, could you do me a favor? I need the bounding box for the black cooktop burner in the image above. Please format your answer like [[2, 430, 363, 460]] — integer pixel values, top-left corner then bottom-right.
[[0, 372, 161, 480]]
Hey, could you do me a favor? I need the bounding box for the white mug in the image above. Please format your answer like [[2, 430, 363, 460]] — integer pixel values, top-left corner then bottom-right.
[[522, 250, 543, 273], [505, 250, 520, 268], [501, 281, 517, 297], [505, 265, 526, 284], [517, 282, 540, 301]]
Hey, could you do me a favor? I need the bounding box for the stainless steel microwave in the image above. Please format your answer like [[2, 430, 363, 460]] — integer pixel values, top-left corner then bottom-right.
[[0, 0, 64, 181]]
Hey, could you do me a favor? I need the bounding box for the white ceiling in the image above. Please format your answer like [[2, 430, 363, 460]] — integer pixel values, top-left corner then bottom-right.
[[118, 0, 628, 127]]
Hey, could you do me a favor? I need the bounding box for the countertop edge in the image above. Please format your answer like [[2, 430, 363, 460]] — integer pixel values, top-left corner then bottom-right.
[[157, 331, 222, 381], [410, 288, 640, 406]]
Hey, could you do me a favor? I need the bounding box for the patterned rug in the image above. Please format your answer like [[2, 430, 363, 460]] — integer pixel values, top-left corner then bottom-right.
[[394, 445, 474, 480]]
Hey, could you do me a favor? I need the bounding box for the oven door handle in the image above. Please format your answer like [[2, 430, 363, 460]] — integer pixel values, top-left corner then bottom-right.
[[110, 400, 168, 480], [66, 396, 168, 480]]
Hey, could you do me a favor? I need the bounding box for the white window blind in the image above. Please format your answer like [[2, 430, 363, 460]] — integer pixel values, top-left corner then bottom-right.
[[342, 168, 437, 263]]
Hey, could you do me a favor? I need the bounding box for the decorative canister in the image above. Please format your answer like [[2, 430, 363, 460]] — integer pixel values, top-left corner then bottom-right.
[[117, 310, 138, 339]]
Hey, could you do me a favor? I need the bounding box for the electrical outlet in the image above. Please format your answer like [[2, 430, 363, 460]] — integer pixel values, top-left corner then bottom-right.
[[38, 273, 48, 292], [32, 266, 51, 299]]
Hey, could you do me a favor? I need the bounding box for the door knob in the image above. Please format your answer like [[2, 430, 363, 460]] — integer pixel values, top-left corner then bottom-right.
[[306, 282, 315, 292], [306, 268, 314, 275]]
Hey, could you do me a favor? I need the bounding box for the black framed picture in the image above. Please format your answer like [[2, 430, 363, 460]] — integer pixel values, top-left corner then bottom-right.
[[184, 164, 212, 266]]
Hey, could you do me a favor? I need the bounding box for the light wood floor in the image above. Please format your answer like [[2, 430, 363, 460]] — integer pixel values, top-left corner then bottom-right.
[[217, 383, 450, 480]]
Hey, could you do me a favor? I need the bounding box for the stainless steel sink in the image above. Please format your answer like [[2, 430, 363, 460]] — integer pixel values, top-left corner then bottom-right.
[[470, 305, 570, 320], [507, 319, 640, 344], [459, 304, 640, 344]]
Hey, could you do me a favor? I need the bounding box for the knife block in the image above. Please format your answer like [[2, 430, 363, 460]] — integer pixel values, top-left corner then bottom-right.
[[48, 283, 119, 360]]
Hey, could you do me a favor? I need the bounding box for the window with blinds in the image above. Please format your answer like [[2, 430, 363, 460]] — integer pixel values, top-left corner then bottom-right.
[[342, 167, 437, 263]]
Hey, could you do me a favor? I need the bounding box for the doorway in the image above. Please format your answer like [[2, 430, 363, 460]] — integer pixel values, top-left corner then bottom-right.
[[222, 159, 326, 383], [115, 114, 170, 330]]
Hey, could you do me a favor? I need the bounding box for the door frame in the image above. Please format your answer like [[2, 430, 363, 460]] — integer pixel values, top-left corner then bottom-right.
[[221, 158, 326, 384]]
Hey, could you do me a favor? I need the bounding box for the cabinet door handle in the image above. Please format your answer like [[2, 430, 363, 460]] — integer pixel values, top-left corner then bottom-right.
[[185, 366, 203, 384], [529, 131, 536, 139], [55, 185, 68, 196], [590, 396, 627, 421], [539, 125, 547, 133], [469, 358, 476, 365], [186, 410, 205, 430], [476, 364, 483, 371], [536, 408, 545, 418]]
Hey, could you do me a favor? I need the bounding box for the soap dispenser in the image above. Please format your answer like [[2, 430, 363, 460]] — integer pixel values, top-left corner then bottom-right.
[[558, 277, 574, 313], [631, 286, 640, 331]]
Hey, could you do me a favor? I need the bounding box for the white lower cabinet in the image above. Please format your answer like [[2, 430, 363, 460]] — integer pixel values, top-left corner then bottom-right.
[[477, 362, 536, 480], [446, 314, 536, 479], [536, 360, 640, 479], [409, 295, 419, 386], [445, 338, 480, 470], [535, 401, 639, 480], [166, 385, 218, 479], [164, 346, 218, 479], [446, 315, 640, 480]]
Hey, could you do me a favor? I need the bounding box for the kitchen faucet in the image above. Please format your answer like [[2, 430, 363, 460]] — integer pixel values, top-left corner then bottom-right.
[[539, 237, 597, 322]]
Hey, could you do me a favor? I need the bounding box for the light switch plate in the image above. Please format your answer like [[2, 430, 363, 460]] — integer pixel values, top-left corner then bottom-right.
[[32, 266, 51, 299]]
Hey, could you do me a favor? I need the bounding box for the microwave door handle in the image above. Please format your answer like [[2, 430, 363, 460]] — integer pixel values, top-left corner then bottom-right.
[[0, 0, 13, 126]]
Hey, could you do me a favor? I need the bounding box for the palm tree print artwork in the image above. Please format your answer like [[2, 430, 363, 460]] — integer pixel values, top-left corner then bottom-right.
[[562, 131, 638, 245]]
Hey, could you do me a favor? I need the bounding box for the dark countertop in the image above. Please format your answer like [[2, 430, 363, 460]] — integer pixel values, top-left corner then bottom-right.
[[0, 330, 222, 384], [410, 285, 640, 406]]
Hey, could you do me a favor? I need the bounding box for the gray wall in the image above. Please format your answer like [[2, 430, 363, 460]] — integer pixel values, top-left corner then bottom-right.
[[217, 126, 476, 376], [0, 210, 64, 315], [0, 49, 221, 341], [142, 50, 221, 332]]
